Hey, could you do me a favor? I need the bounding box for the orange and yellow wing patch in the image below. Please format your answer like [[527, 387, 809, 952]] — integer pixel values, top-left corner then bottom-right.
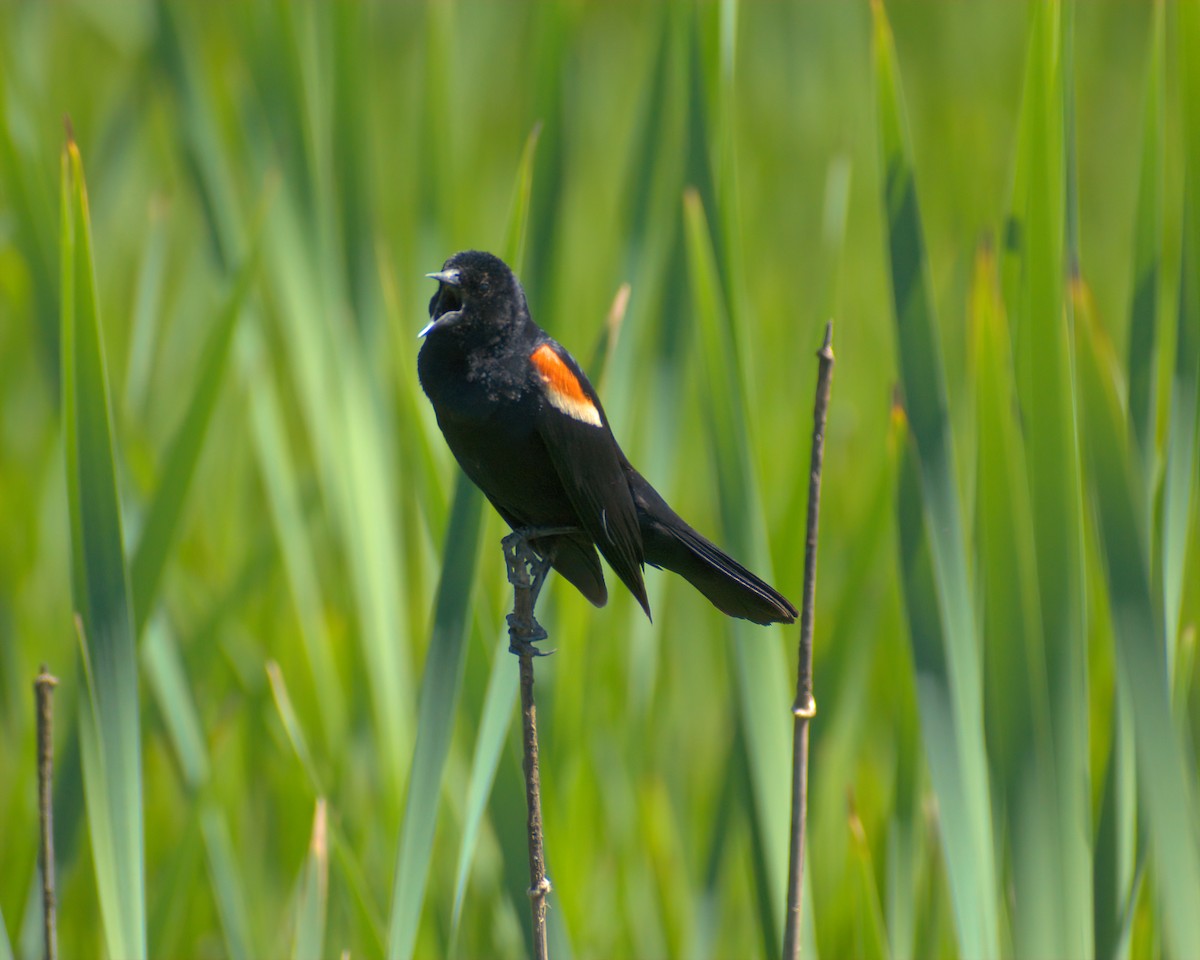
[[531, 344, 602, 427]]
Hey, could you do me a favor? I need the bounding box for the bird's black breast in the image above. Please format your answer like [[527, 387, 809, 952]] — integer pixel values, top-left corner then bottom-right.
[[417, 328, 578, 529]]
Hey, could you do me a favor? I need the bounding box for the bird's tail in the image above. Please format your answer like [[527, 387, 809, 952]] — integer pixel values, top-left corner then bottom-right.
[[629, 471, 797, 625]]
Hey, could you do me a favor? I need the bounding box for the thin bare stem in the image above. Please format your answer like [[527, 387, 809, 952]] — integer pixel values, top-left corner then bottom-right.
[[783, 322, 834, 960], [35, 664, 59, 960], [503, 533, 553, 960]]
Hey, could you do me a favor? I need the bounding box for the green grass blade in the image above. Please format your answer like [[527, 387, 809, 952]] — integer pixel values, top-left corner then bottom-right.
[[386, 473, 483, 960], [973, 244, 1049, 776], [1093, 686, 1139, 960], [241, 322, 347, 752], [266, 661, 324, 795], [153, 4, 243, 270], [1008, 4, 1093, 954], [1183, 0, 1200, 214], [971, 241, 1064, 959], [503, 124, 543, 278], [0, 66, 58, 379], [682, 188, 792, 954], [847, 805, 889, 960], [1164, 0, 1200, 676], [292, 799, 329, 960], [450, 630, 518, 935], [872, 5, 997, 955], [330, 2, 374, 325], [60, 138, 146, 960], [0, 906, 12, 960], [122, 204, 169, 417], [1075, 281, 1200, 960], [893, 416, 994, 960], [1126, 0, 1164, 470], [201, 806, 256, 960], [141, 616, 210, 789], [130, 238, 261, 635]]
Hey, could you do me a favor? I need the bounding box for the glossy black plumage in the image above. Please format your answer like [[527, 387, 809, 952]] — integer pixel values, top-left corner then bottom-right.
[[417, 250, 796, 626]]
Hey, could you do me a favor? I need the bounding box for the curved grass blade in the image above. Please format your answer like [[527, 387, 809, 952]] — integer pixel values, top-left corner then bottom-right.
[[847, 802, 889, 960], [872, 5, 997, 956], [1126, 0, 1164, 472], [292, 799, 329, 960], [61, 137, 146, 960], [1075, 279, 1200, 960], [502, 123, 542, 279], [141, 616, 210, 789], [122, 205, 169, 417], [450, 630, 518, 937], [130, 235, 262, 635], [387, 130, 539, 960], [201, 806, 255, 960], [266, 661, 324, 796], [241, 322, 347, 752]]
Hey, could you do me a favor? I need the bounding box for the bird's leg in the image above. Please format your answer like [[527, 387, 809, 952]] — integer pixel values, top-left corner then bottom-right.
[[503, 530, 558, 656], [503, 526, 581, 655]]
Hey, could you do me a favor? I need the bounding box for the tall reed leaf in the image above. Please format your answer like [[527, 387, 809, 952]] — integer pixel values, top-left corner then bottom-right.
[[387, 473, 482, 960], [387, 127, 539, 960], [1164, 0, 1200, 675], [1125, 0, 1164, 473], [60, 138, 146, 960], [1074, 282, 1200, 960], [971, 240, 1061, 960], [1006, 4, 1094, 954], [871, 5, 997, 956]]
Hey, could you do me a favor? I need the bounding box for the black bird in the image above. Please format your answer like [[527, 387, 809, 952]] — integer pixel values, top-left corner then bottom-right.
[[417, 250, 797, 626]]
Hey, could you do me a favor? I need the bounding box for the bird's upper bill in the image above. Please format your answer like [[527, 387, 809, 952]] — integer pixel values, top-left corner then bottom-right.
[[419, 268, 464, 337]]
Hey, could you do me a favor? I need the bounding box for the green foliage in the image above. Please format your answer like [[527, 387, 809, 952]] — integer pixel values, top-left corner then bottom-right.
[[61, 139, 147, 960], [1, 3, 1198, 958]]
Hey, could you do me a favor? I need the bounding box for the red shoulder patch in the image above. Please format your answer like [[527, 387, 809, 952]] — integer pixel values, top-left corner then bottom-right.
[[531, 344, 602, 426]]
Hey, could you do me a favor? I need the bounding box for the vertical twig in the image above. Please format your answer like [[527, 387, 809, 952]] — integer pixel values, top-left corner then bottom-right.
[[35, 664, 59, 960], [504, 533, 552, 960], [783, 322, 834, 960]]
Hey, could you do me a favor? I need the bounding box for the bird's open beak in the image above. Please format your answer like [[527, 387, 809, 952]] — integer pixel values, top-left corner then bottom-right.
[[419, 268, 463, 337], [425, 268, 461, 286]]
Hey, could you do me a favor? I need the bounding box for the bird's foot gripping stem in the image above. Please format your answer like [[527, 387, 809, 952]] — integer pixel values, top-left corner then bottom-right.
[[502, 530, 565, 657]]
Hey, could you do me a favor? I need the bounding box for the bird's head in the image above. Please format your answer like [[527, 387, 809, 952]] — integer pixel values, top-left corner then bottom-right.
[[420, 250, 523, 337]]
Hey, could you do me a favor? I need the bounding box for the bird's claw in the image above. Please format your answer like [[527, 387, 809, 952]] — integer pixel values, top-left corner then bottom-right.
[[507, 613, 553, 656]]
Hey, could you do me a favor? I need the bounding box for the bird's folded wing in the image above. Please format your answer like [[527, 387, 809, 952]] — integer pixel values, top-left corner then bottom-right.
[[532, 342, 647, 611]]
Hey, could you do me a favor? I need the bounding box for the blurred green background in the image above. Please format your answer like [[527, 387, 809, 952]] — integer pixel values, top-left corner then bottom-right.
[[2, 2, 1198, 958]]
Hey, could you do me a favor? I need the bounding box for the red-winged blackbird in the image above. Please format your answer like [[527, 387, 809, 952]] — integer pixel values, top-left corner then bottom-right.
[[417, 250, 797, 626]]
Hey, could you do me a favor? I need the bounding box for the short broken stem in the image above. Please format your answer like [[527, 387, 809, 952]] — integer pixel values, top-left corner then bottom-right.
[[35, 664, 59, 960], [783, 322, 834, 960]]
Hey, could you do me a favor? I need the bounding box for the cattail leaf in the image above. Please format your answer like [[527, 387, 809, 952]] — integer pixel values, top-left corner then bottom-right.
[[872, 5, 998, 956], [61, 137, 147, 960]]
